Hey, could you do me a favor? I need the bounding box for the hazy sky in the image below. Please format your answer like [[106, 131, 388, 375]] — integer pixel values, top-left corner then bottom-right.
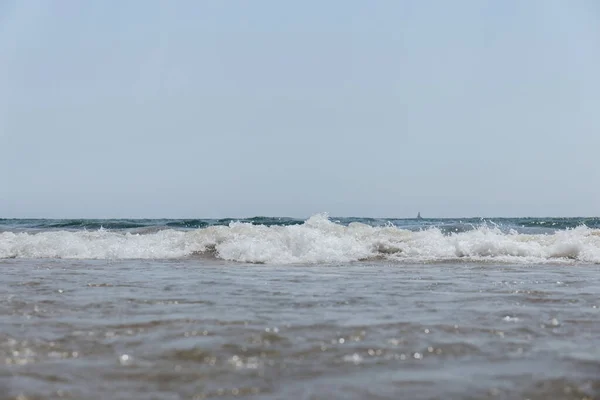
[[1, 0, 599, 218]]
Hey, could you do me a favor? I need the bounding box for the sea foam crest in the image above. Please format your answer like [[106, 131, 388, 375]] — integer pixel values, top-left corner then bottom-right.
[[1, 214, 600, 264]]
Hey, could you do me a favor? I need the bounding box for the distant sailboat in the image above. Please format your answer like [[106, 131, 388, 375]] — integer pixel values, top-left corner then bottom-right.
[[417, 212, 423, 219]]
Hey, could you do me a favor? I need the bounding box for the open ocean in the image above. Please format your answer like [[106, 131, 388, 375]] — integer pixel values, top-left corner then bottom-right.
[[1, 215, 599, 399]]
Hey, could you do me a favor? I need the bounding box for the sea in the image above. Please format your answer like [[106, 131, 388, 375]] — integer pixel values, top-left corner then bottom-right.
[[1, 214, 599, 400]]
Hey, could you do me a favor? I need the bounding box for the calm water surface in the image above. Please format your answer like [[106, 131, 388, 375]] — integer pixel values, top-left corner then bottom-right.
[[1, 260, 599, 400]]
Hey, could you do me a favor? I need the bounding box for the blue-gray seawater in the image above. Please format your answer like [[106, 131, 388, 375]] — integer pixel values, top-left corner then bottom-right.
[[1, 216, 599, 399]]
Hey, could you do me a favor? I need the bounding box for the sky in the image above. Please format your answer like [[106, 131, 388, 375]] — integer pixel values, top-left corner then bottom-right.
[[1, 0, 599, 219]]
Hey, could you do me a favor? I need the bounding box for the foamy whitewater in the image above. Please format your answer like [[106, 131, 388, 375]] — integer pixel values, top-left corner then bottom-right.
[[2, 214, 600, 264]]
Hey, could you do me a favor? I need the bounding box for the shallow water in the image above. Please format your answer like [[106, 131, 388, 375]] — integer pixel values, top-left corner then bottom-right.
[[1, 259, 599, 400]]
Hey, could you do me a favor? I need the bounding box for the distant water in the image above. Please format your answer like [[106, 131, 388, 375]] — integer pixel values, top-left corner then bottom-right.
[[1, 215, 599, 399]]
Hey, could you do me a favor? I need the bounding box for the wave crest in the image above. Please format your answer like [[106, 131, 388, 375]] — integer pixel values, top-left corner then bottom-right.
[[1, 214, 599, 264]]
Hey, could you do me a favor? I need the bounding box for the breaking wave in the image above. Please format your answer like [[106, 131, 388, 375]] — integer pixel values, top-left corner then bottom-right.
[[1, 214, 600, 264]]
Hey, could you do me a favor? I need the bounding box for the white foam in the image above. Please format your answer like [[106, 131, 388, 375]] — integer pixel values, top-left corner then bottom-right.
[[1, 214, 600, 264]]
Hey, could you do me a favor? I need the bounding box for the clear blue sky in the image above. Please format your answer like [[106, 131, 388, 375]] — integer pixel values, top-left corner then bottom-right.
[[1, 0, 599, 218]]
